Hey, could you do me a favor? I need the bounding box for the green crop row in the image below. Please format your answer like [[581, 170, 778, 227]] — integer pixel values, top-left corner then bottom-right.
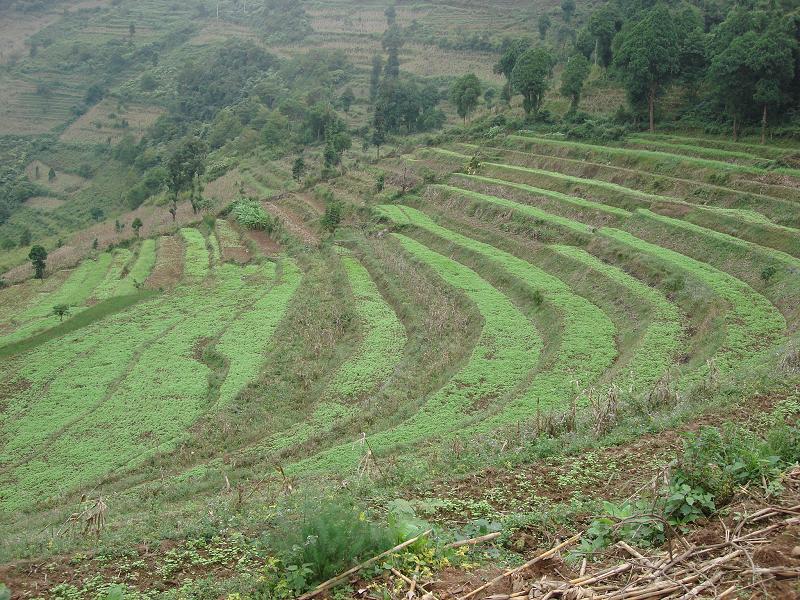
[[238, 250, 406, 457], [626, 138, 766, 164], [0, 253, 114, 346], [550, 244, 683, 391], [418, 183, 786, 380], [599, 228, 786, 376], [634, 210, 800, 272], [216, 219, 244, 250], [632, 133, 790, 160], [327, 248, 407, 401], [0, 259, 273, 510], [457, 174, 630, 219], [92, 249, 134, 301], [290, 232, 543, 474], [115, 239, 157, 296], [451, 142, 799, 225], [215, 259, 303, 409], [432, 185, 593, 236], [208, 229, 222, 264], [511, 134, 800, 179], [435, 147, 798, 240], [377, 204, 618, 428], [180, 228, 210, 282]]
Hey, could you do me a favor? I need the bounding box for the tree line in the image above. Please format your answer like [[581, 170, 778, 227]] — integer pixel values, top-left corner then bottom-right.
[[448, 0, 799, 139]]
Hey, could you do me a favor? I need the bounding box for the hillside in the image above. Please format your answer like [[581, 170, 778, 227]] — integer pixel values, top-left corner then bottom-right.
[[1, 0, 800, 599]]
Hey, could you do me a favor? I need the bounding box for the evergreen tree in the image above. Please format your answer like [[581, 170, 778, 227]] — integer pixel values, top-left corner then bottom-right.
[[29, 245, 47, 280], [560, 53, 590, 113], [370, 55, 383, 101], [511, 47, 555, 116], [561, 0, 575, 23], [450, 73, 482, 123], [613, 4, 681, 132]]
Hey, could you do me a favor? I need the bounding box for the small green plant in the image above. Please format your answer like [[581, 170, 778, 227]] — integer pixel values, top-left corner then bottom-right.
[[269, 499, 396, 584], [760, 265, 777, 283]]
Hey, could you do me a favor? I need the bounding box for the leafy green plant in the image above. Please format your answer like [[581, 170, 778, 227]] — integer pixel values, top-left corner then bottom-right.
[[232, 199, 274, 232], [270, 499, 396, 584]]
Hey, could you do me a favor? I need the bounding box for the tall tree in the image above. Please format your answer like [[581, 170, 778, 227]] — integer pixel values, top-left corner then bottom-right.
[[382, 26, 404, 80], [372, 110, 387, 158], [613, 4, 681, 132], [511, 47, 555, 117], [166, 137, 208, 201], [707, 12, 796, 141], [370, 55, 383, 101], [29, 245, 47, 280], [561, 0, 575, 23], [493, 38, 531, 104], [538, 14, 551, 40], [588, 5, 622, 67], [560, 53, 591, 113], [384, 4, 396, 27], [450, 73, 482, 123], [132, 218, 143, 237]]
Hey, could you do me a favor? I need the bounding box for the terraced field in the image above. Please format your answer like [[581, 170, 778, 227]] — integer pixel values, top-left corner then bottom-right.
[[0, 131, 798, 580]]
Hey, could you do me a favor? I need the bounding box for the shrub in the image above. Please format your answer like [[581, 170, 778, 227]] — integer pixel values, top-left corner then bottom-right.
[[269, 499, 395, 583], [564, 119, 627, 143], [232, 198, 274, 231]]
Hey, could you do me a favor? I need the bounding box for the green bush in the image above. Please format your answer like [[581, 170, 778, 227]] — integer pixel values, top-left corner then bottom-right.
[[232, 198, 274, 231]]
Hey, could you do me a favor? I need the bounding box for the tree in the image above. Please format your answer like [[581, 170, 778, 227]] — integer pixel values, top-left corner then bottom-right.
[[484, 86, 497, 110], [340, 87, 356, 112], [19, 228, 32, 247], [48, 167, 56, 182], [538, 14, 551, 40], [167, 137, 208, 205], [750, 26, 796, 144], [450, 73, 482, 123], [129, 23, 135, 38], [53, 304, 69, 322], [321, 198, 343, 231], [613, 5, 681, 132], [370, 55, 383, 102], [560, 53, 590, 113], [132, 217, 143, 237], [511, 47, 555, 116], [29, 245, 47, 280], [588, 5, 622, 67], [372, 110, 387, 158], [292, 156, 306, 182], [561, 0, 575, 23], [384, 4, 396, 27], [493, 38, 531, 103], [90, 207, 105, 222]]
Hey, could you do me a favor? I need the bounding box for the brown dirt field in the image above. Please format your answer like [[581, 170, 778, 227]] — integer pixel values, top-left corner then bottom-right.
[[263, 201, 319, 246], [189, 21, 258, 46], [204, 168, 245, 204], [59, 100, 164, 145], [242, 228, 281, 255], [145, 236, 184, 290], [25, 161, 86, 195], [0, 10, 60, 65]]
